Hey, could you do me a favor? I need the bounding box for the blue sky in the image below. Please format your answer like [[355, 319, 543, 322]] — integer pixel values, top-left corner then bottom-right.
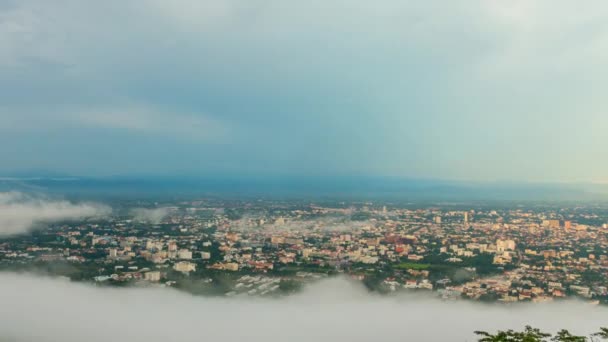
[[1, 0, 608, 182]]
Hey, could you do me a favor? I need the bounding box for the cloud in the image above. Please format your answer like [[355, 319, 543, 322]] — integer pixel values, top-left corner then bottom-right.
[[68, 106, 230, 143], [0, 273, 607, 342], [2, 1, 608, 180], [130, 207, 172, 224], [0, 192, 111, 236], [274, 218, 374, 232], [228, 214, 374, 233]]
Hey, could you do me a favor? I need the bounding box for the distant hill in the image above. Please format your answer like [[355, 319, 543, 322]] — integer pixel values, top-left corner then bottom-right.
[[1, 175, 607, 202]]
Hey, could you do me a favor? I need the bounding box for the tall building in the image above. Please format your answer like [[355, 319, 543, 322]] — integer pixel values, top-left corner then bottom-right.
[[463, 212, 469, 224]]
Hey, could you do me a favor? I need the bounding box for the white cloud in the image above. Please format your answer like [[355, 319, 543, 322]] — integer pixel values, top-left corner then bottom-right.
[[0, 273, 606, 342], [0, 192, 110, 236], [130, 207, 172, 224], [230, 216, 374, 233]]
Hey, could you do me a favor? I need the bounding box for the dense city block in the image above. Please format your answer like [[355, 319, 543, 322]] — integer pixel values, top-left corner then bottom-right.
[[2, 199, 608, 303]]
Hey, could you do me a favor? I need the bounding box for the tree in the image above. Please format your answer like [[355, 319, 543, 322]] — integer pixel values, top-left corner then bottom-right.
[[552, 330, 587, 342], [475, 325, 551, 341], [593, 328, 608, 340], [475, 327, 608, 342]]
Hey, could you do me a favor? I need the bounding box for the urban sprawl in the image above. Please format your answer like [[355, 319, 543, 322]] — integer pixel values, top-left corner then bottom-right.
[[2, 199, 608, 304]]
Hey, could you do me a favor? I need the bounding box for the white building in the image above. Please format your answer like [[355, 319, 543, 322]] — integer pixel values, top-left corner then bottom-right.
[[178, 249, 193, 260], [144, 271, 161, 282], [173, 261, 196, 273], [496, 239, 516, 252], [108, 248, 118, 258]]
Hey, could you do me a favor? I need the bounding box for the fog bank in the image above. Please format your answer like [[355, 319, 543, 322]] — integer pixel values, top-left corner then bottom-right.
[[0, 192, 110, 236], [1, 273, 606, 342], [130, 207, 171, 224]]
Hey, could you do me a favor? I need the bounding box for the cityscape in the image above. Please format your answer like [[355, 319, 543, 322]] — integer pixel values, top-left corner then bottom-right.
[[3, 197, 608, 305], [3, 0, 608, 340]]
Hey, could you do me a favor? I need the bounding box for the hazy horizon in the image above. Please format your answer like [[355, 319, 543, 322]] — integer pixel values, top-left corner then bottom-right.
[[3, 174, 608, 201]]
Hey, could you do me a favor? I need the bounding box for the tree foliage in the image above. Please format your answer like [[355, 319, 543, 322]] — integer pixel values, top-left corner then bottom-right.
[[475, 326, 608, 342], [475, 326, 551, 341]]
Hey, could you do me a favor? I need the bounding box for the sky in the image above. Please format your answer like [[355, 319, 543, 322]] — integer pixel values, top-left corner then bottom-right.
[[2, 273, 608, 342], [1, 0, 608, 182]]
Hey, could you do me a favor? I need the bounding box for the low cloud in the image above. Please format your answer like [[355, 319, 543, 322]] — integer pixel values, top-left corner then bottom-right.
[[275, 217, 374, 232], [130, 207, 172, 224], [0, 192, 111, 236], [0, 273, 606, 342], [230, 216, 374, 233]]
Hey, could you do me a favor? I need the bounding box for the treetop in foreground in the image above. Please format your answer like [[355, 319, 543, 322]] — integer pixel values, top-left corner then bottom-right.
[[475, 326, 608, 342]]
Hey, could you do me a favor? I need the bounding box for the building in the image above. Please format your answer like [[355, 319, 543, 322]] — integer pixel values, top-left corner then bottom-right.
[[224, 263, 239, 271], [496, 239, 516, 252], [178, 249, 192, 260], [210, 262, 239, 271], [542, 220, 560, 229], [270, 236, 285, 244], [301, 248, 313, 258], [144, 271, 161, 282], [108, 248, 118, 258], [173, 261, 196, 273]]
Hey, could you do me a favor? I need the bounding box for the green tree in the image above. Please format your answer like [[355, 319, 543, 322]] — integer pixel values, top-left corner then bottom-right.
[[475, 325, 551, 341], [475, 327, 608, 342], [552, 330, 587, 342], [592, 328, 608, 340]]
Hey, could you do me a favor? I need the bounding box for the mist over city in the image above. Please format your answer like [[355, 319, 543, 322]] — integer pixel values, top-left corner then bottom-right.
[[2, 273, 608, 342]]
